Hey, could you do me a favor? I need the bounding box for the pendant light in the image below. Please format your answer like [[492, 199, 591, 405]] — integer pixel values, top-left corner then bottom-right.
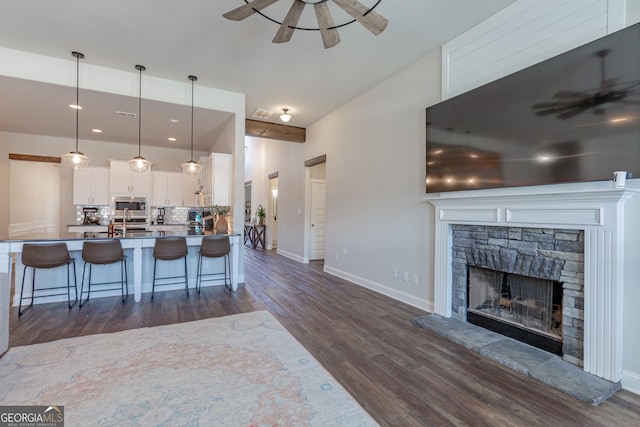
[[181, 75, 201, 176], [129, 64, 152, 173], [61, 51, 90, 169]]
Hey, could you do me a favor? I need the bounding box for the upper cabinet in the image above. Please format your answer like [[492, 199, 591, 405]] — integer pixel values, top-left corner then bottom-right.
[[151, 171, 182, 207], [73, 167, 109, 206], [201, 153, 232, 206], [109, 160, 150, 196], [181, 172, 200, 207]]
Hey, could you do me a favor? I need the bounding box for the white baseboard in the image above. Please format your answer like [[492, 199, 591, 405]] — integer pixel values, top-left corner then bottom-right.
[[323, 265, 433, 312], [276, 249, 309, 264], [623, 370, 640, 396]]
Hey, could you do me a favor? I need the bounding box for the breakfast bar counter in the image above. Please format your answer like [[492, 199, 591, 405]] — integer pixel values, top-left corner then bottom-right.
[[0, 230, 241, 307]]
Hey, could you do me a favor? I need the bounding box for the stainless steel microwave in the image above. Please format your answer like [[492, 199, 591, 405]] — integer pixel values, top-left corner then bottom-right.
[[113, 197, 147, 214]]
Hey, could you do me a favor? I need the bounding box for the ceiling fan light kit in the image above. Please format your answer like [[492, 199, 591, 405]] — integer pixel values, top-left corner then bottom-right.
[[61, 51, 90, 169], [223, 0, 388, 49], [181, 75, 202, 176], [129, 64, 152, 173]]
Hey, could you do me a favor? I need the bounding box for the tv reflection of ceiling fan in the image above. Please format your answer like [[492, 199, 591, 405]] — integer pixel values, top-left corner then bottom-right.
[[532, 49, 640, 120], [223, 0, 388, 49]]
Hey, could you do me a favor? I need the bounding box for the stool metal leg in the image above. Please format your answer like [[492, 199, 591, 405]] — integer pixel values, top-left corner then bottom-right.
[[151, 258, 157, 300], [184, 256, 189, 296], [67, 260, 78, 309], [18, 265, 33, 316], [196, 254, 202, 294]]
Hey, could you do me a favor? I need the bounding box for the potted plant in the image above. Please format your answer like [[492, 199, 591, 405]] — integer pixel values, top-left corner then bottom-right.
[[256, 205, 266, 225], [214, 205, 230, 233]]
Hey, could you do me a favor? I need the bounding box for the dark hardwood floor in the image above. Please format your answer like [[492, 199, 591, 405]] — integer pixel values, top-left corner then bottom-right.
[[8, 249, 640, 426]]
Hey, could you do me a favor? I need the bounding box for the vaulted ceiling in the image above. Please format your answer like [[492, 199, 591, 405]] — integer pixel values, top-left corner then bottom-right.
[[0, 0, 514, 151]]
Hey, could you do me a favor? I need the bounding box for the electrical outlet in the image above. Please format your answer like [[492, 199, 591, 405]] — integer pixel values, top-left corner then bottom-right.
[[412, 273, 419, 285], [392, 268, 398, 278], [402, 271, 409, 282]]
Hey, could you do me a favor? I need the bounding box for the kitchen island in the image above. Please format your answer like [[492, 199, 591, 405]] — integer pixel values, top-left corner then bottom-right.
[[0, 230, 241, 308]]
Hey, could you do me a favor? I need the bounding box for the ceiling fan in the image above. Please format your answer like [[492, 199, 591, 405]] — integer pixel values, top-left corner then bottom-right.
[[532, 49, 640, 120], [223, 0, 389, 49]]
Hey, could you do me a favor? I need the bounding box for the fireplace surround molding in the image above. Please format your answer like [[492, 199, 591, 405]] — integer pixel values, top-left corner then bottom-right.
[[426, 184, 638, 382]]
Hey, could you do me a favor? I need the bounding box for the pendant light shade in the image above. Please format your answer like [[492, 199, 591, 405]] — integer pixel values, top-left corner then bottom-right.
[[62, 51, 90, 169], [181, 75, 201, 176], [129, 64, 152, 173]]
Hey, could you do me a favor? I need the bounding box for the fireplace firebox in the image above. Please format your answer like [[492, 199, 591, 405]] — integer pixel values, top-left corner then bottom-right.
[[467, 266, 563, 355]]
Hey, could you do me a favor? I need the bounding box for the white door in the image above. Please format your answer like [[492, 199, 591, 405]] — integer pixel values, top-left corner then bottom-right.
[[309, 179, 326, 260]]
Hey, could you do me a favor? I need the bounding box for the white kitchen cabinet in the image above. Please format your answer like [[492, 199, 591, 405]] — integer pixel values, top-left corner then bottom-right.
[[201, 153, 232, 206], [109, 160, 150, 196], [181, 172, 200, 207], [73, 167, 109, 206], [151, 171, 182, 207]]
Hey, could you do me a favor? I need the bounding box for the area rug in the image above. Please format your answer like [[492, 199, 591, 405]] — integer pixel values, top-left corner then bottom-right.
[[0, 311, 378, 426]]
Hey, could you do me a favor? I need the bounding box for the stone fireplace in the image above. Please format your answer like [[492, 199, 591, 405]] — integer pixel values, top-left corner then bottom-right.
[[451, 225, 583, 365], [427, 185, 637, 382]]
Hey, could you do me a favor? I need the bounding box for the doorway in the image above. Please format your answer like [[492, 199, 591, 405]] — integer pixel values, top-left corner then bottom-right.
[[269, 176, 278, 249], [306, 159, 326, 261], [9, 159, 61, 237]]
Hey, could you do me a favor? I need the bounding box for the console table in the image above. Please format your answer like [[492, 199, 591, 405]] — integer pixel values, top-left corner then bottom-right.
[[244, 224, 266, 249]]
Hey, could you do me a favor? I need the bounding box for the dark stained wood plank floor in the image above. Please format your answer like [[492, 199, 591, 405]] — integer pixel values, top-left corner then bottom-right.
[[8, 249, 640, 426]]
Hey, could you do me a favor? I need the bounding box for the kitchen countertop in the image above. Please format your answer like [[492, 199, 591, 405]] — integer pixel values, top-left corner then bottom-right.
[[1, 229, 236, 242]]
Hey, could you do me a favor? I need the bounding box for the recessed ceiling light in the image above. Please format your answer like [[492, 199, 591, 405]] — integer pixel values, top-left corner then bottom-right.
[[92, 129, 102, 133], [170, 119, 180, 123], [69, 104, 82, 110], [168, 137, 177, 141]]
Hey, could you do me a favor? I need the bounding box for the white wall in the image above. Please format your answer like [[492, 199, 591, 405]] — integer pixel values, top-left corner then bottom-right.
[[245, 49, 441, 309]]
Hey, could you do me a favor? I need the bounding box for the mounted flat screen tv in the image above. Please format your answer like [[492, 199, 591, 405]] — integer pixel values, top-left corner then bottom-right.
[[426, 23, 640, 193]]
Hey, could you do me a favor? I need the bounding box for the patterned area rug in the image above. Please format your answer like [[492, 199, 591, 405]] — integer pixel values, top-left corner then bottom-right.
[[0, 311, 377, 426]]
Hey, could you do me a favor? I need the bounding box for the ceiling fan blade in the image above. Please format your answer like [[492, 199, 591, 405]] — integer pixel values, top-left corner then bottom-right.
[[557, 106, 589, 120], [553, 90, 591, 100], [273, 0, 305, 43], [314, 2, 340, 49], [223, 0, 280, 21], [332, 0, 389, 35], [600, 77, 619, 95]]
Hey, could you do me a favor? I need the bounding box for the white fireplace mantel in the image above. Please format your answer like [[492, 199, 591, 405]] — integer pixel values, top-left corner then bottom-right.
[[426, 184, 638, 382]]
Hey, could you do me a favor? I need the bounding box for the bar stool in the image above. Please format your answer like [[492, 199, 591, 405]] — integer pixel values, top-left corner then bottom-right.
[[19, 243, 77, 316], [80, 240, 128, 308], [196, 236, 231, 293], [152, 237, 189, 300]]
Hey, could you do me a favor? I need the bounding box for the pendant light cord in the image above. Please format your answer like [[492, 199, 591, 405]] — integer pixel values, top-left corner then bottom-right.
[[73, 52, 83, 152], [189, 75, 197, 162], [138, 66, 142, 158], [191, 77, 194, 161]]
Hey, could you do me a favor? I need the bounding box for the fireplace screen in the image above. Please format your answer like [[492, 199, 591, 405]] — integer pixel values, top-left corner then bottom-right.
[[467, 267, 562, 340]]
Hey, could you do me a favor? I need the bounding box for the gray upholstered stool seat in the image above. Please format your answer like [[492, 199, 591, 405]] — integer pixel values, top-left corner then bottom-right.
[[19, 243, 77, 316], [196, 236, 231, 293], [80, 240, 128, 307], [152, 237, 189, 299]]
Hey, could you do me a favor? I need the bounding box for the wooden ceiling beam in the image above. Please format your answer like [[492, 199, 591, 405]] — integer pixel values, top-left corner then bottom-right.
[[245, 119, 306, 143]]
